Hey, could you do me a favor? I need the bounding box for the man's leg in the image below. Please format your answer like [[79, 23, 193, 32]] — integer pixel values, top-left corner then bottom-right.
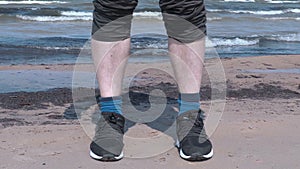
[[90, 0, 137, 161], [92, 39, 130, 98], [160, 0, 213, 161], [169, 37, 213, 161], [168, 38, 205, 94]]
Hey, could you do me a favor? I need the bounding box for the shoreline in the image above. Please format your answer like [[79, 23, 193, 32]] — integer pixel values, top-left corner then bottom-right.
[[0, 55, 299, 93], [1, 54, 300, 70]]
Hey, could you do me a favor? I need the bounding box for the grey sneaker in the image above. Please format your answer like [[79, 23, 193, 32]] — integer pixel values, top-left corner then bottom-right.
[[90, 112, 125, 161], [176, 109, 213, 161]]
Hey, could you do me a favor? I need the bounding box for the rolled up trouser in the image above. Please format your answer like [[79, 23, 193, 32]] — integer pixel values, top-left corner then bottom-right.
[[92, 0, 206, 43]]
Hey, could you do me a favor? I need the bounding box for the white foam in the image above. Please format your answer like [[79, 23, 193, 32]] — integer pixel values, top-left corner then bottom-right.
[[208, 8, 300, 15], [34, 46, 78, 50], [208, 8, 286, 15], [287, 9, 300, 13], [17, 11, 164, 22], [221, 0, 300, 4], [265, 17, 300, 20], [207, 9, 224, 12], [207, 17, 223, 21], [17, 11, 93, 22], [230, 10, 284, 15], [264, 0, 300, 4], [0, 1, 67, 5], [17, 11, 164, 21], [135, 43, 168, 49], [224, 0, 255, 2], [133, 11, 162, 19], [16, 15, 91, 22], [61, 11, 92, 17], [210, 37, 259, 47], [268, 34, 300, 42]]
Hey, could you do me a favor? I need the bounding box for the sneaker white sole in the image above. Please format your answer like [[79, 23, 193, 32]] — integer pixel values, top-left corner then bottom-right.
[[176, 140, 213, 160], [90, 150, 124, 161]]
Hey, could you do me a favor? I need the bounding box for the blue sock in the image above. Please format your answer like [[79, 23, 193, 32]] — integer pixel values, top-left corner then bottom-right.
[[178, 93, 200, 115], [99, 96, 123, 115]]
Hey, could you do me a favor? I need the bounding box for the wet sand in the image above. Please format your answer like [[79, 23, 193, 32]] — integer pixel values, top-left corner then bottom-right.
[[0, 55, 299, 169]]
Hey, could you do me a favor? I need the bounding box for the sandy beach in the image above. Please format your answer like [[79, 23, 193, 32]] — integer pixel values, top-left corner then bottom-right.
[[0, 55, 299, 169]]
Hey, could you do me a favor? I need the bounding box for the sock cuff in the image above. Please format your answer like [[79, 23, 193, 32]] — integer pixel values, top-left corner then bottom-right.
[[99, 96, 122, 102], [179, 93, 200, 102], [99, 96, 123, 114]]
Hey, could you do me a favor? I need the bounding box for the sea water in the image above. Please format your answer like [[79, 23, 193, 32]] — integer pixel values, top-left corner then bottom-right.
[[0, 0, 300, 65]]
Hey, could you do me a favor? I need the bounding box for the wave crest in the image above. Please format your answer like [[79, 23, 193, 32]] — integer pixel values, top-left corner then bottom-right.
[[0, 1, 67, 5]]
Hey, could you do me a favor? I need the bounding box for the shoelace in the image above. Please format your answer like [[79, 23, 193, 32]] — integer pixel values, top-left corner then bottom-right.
[[177, 111, 208, 141], [94, 113, 124, 141]]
